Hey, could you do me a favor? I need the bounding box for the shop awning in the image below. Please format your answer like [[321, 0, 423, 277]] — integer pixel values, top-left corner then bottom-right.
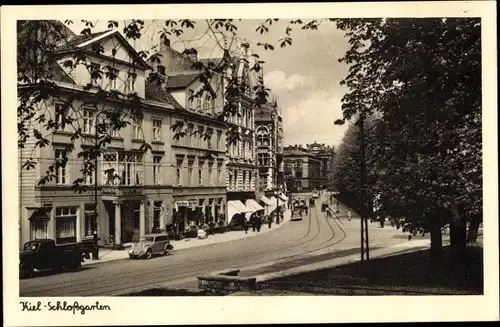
[[269, 196, 285, 207], [277, 193, 288, 202], [227, 200, 253, 220], [29, 207, 51, 220], [246, 199, 265, 212], [260, 195, 274, 206]]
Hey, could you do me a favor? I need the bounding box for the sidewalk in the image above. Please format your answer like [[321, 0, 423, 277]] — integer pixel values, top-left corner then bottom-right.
[[83, 209, 291, 266]]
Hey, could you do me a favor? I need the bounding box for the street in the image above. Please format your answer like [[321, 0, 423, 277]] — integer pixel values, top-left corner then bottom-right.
[[20, 194, 412, 296]]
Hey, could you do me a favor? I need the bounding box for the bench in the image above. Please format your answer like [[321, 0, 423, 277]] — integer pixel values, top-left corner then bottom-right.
[[197, 269, 257, 294]]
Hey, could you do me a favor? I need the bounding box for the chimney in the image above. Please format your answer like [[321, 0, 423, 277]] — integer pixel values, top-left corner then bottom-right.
[[183, 48, 198, 63]]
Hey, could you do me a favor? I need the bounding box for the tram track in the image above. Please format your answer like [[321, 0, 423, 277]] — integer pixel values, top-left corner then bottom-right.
[[21, 197, 351, 296]]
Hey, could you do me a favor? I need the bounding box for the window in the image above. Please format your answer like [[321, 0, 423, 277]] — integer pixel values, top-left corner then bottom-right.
[[248, 172, 252, 190], [242, 141, 246, 159], [153, 202, 162, 231], [258, 153, 270, 166], [84, 205, 96, 237], [217, 162, 223, 185], [204, 95, 212, 113], [228, 171, 233, 189], [126, 72, 137, 92], [242, 171, 246, 190], [216, 131, 222, 150], [207, 132, 213, 149], [257, 132, 270, 147], [186, 124, 194, 147], [83, 161, 94, 185], [208, 161, 214, 185], [55, 149, 68, 185], [30, 217, 49, 240], [152, 119, 162, 141], [89, 63, 101, 87], [56, 207, 77, 244], [82, 108, 95, 134], [188, 90, 195, 109], [54, 103, 71, 132], [187, 160, 194, 185], [197, 126, 204, 147], [107, 67, 119, 90], [176, 157, 183, 185], [196, 97, 202, 110], [132, 117, 143, 139], [102, 152, 144, 186], [153, 156, 162, 185], [198, 160, 204, 186]]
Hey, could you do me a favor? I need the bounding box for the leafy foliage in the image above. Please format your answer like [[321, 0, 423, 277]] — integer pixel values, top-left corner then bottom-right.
[[333, 18, 482, 250]]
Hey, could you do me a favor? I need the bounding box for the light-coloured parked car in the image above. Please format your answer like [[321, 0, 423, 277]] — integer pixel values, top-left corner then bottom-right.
[[128, 233, 173, 259], [312, 190, 320, 199]]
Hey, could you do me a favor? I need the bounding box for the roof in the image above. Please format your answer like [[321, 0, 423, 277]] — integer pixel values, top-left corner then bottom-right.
[[54, 30, 150, 69], [165, 73, 200, 89], [55, 30, 111, 52], [145, 78, 183, 109], [52, 64, 76, 84], [283, 148, 316, 157], [198, 57, 224, 69]]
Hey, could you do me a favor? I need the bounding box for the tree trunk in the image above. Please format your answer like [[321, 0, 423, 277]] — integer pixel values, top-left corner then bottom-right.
[[450, 219, 467, 259], [429, 218, 443, 265], [467, 219, 480, 244]]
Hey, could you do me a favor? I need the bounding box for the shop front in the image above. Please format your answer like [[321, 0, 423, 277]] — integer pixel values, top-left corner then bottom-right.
[[171, 191, 226, 236]]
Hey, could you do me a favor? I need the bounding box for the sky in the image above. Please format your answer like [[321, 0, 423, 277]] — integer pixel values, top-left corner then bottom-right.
[[66, 19, 351, 148]]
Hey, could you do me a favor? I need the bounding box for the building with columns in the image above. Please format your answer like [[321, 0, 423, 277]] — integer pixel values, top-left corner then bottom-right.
[[18, 27, 178, 249], [306, 142, 336, 189], [283, 145, 324, 192]]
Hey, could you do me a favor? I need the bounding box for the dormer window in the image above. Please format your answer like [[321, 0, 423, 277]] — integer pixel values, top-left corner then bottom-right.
[[204, 95, 212, 113], [107, 67, 119, 90], [126, 72, 137, 93], [89, 63, 101, 87], [196, 96, 202, 111], [188, 90, 195, 110]]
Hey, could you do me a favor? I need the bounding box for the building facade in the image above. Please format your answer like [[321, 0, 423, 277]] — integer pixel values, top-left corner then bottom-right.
[[306, 142, 336, 189], [254, 98, 284, 195], [19, 29, 178, 248], [283, 145, 324, 192]]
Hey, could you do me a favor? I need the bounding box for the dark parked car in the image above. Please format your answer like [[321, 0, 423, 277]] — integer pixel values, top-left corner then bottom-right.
[[19, 238, 94, 279]]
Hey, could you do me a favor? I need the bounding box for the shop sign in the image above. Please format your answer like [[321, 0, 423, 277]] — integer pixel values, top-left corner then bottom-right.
[[176, 201, 189, 207]]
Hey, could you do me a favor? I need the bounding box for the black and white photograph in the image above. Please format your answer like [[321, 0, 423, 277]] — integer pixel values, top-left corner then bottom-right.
[[2, 2, 498, 325]]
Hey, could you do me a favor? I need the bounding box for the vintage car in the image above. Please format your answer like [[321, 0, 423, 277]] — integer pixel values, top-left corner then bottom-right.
[[311, 190, 320, 199], [19, 238, 94, 279], [128, 233, 173, 259]]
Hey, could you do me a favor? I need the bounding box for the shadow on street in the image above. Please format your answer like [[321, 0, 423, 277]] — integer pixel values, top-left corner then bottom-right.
[[261, 245, 483, 295]]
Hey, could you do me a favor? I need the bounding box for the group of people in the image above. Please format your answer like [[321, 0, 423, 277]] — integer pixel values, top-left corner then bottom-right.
[[242, 213, 273, 234]]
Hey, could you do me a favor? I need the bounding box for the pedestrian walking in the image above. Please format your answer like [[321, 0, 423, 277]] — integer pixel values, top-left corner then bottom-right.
[[268, 215, 272, 229], [347, 210, 352, 221], [256, 217, 262, 232], [251, 216, 256, 232], [243, 219, 249, 234], [326, 208, 332, 218]]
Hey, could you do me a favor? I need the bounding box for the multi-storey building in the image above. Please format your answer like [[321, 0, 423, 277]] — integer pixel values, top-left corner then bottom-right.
[[255, 98, 284, 194], [306, 142, 336, 189], [154, 63, 228, 232], [153, 40, 262, 227], [19, 27, 179, 248], [283, 145, 324, 192]]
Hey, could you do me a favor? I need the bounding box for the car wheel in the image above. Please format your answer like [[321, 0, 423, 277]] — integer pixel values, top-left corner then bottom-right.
[[145, 248, 153, 259], [20, 263, 33, 279]]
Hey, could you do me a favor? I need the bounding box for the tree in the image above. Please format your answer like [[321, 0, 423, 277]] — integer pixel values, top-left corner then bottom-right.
[[333, 18, 482, 261]]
